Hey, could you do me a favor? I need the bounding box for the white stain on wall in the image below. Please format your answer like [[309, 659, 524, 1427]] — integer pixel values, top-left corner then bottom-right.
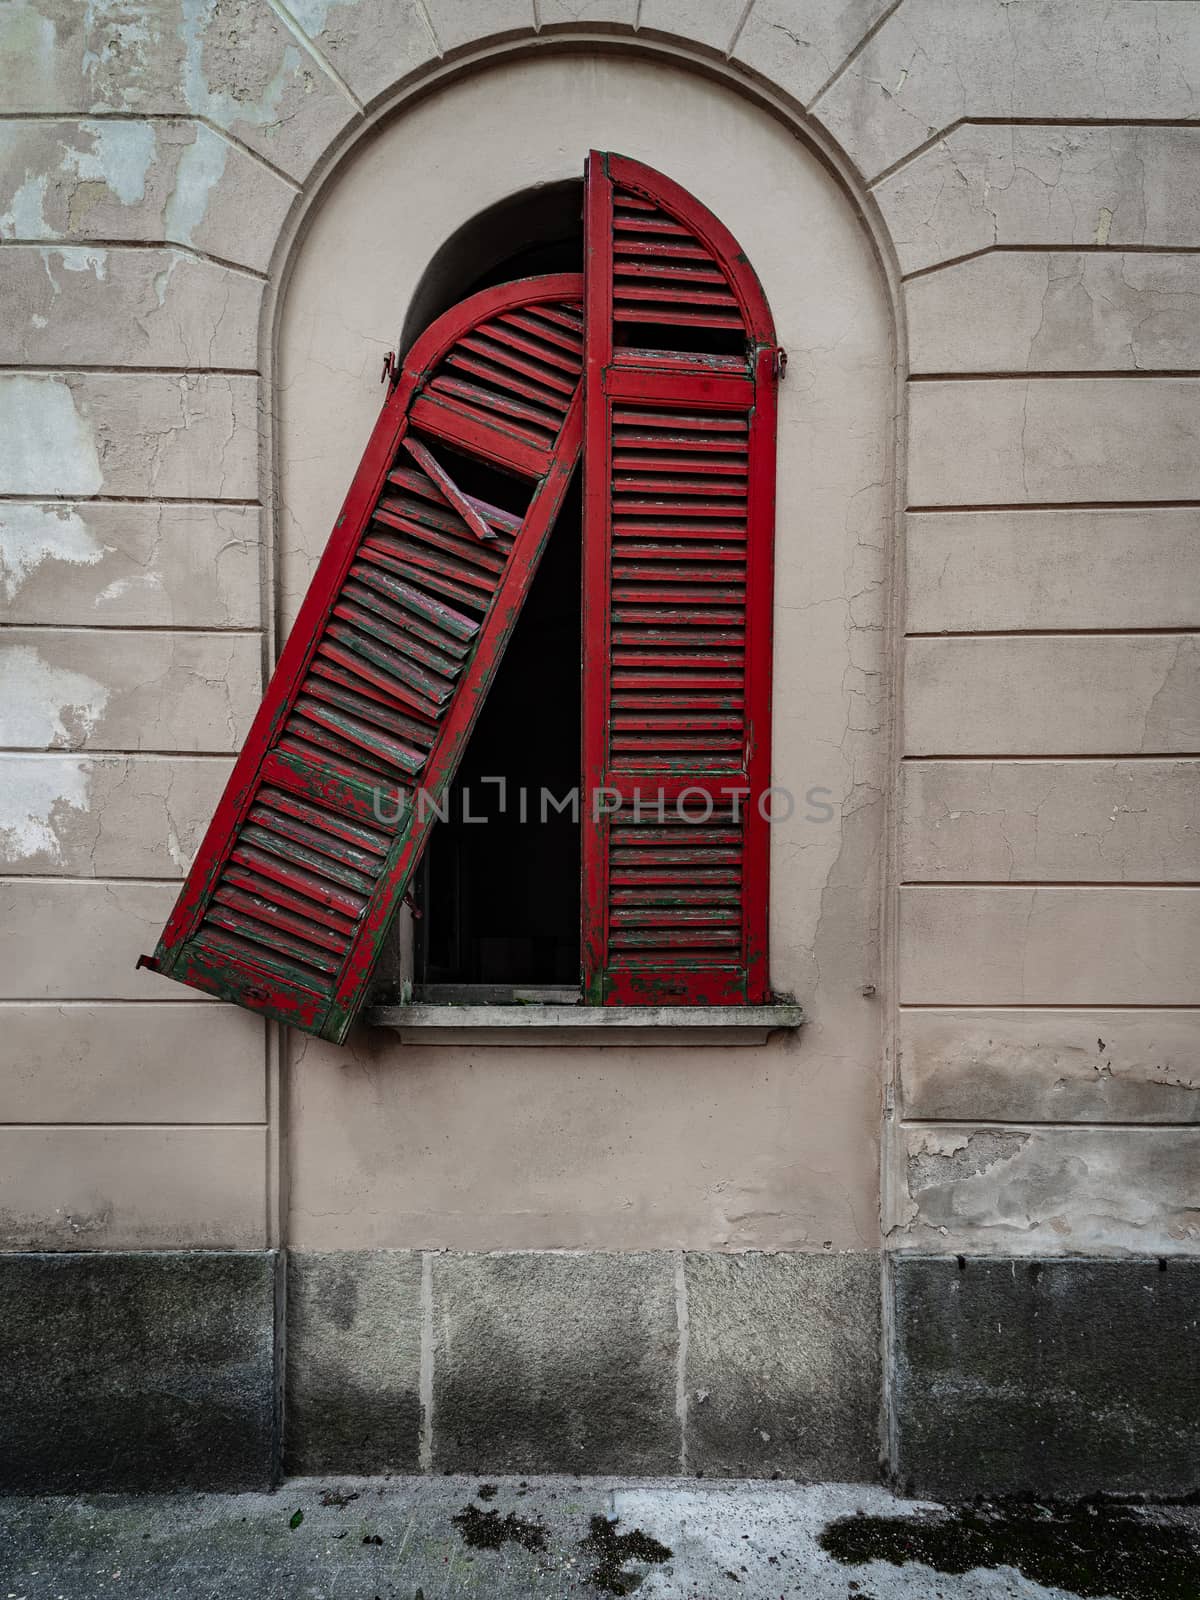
[[1, 172, 51, 239], [286, 0, 347, 35], [39, 245, 110, 288], [0, 646, 110, 750], [65, 119, 156, 205], [180, 0, 300, 131], [0, 756, 91, 865], [0, 376, 103, 495], [163, 126, 226, 247], [0, 504, 106, 604], [82, 0, 159, 102]]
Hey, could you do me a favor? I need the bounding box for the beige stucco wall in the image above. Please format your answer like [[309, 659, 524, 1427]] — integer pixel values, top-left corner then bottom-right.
[[278, 52, 892, 1252], [0, 0, 1196, 1257]]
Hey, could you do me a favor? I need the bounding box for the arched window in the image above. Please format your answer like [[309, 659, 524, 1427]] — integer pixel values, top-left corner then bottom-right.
[[141, 155, 779, 1040], [581, 152, 777, 1006]]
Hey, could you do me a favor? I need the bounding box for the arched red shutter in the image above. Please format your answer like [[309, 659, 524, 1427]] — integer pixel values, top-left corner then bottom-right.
[[143, 275, 584, 1042], [581, 154, 779, 1005]]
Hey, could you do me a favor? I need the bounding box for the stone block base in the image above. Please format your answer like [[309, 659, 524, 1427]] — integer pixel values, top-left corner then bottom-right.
[[893, 1255, 1200, 1498], [4, 1249, 1193, 1494], [0, 1252, 278, 1491], [283, 1248, 883, 1481]]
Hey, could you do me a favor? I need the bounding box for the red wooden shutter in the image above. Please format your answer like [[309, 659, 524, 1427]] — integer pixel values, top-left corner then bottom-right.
[[142, 275, 584, 1042], [581, 153, 779, 1005]]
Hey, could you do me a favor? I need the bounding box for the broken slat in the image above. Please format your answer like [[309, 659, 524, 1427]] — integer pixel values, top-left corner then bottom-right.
[[144, 275, 584, 1042], [400, 435, 498, 545]]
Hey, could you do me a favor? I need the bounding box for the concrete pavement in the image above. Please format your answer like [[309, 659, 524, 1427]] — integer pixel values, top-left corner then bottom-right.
[[0, 1476, 1196, 1599]]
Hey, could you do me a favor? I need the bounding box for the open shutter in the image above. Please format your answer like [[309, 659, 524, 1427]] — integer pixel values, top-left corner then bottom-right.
[[581, 153, 778, 1005], [142, 274, 584, 1042]]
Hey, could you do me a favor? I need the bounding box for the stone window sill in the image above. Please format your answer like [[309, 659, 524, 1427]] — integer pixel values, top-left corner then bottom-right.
[[365, 1001, 805, 1046]]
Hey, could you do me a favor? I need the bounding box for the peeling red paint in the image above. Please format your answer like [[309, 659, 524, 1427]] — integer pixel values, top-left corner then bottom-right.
[[144, 275, 585, 1044], [581, 153, 778, 1008]]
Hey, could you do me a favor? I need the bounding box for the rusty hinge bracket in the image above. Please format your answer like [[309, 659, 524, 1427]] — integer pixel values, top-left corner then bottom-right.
[[135, 953, 160, 973], [773, 346, 788, 381], [381, 349, 399, 387]]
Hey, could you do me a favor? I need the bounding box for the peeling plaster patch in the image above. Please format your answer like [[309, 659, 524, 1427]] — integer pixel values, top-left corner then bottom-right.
[[907, 1129, 1031, 1194], [55, 246, 110, 279], [82, 0, 158, 99], [2, 173, 51, 239], [0, 647, 109, 750], [152, 249, 180, 307], [64, 120, 156, 206], [163, 125, 226, 247], [180, 0, 300, 133], [0, 504, 106, 604], [286, 0, 343, 34], [0, 758, 91, 865], [0, 377, 103, 496], [38, 245, 110, 293]]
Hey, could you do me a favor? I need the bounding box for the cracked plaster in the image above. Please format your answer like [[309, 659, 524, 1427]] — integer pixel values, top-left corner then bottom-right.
[[279, 50, 891, 1253], [899, 1007, 1200, 1126], [0, 631, 260, 754], [878, 124, 1200, 277], [896, 1123, 1200, 1254], [0, 754, 232, 876]]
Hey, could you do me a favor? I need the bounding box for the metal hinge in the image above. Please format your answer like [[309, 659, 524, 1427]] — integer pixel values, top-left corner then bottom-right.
[[772, 346, 788, 381], [381, 350, 398, 387]]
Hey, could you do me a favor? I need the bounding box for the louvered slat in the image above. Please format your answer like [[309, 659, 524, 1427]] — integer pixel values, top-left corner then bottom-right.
[[611, 188, 743, 331], [146, 276, 584, 1041]]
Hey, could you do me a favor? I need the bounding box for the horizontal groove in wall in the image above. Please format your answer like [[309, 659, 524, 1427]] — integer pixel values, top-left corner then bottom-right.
[[0, 496, 262, 508], [900, 881, 1200, 890], [899, 1118, 1200, 1133], [953, 115, 1200, 129], [0, 238, 269, 282], [0, 998, 218, 1007], [901, 752, 1200, 762], [907, 500, 1200, 513], [902, 243, 1200, 282], [908, 372, 1200, 383], [905, 751, 1200, 760], [0, 747, 248, 758], [871, 115, 1200, 190], [908, 755, 1196, 768], [1, 875, 197, 886], [0, 623, 263, 636], [0, 366, 260, 379], [0, 112, 305, 191], [898, 1001, 1200, 1012], [905, 628, 1200, 639], [0, 1122, 269, 1131], [0, 750, 235, 761], [0, 875, 185, 885]]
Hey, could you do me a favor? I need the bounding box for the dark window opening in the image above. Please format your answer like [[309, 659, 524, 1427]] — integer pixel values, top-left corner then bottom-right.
[[406, 184, 585, 996], [613, 322, 748, 360], [415, 473, 581, 990], [399, 179, 584, 356]]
